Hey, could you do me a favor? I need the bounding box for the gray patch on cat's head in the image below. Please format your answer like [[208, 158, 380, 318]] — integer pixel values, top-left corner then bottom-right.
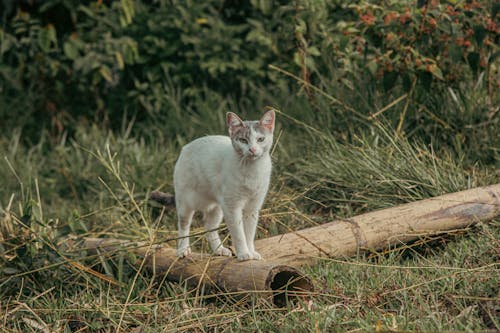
[[230, 120, 273, 137], [229, 119, 274, 161], [231, 121, 252, 138]]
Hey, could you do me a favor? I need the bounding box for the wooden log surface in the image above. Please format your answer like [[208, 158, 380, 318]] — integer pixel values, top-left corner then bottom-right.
[[82, 238, 313, 306], [254, 183, 500, 265]]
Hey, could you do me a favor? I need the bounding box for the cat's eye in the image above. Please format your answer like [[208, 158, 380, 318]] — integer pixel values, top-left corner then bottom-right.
[[238, 138, 248, 144], [257, 137, 265, 142]]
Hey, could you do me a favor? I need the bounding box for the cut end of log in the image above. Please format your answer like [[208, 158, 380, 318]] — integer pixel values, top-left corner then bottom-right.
[[266, 265, 314, 307]]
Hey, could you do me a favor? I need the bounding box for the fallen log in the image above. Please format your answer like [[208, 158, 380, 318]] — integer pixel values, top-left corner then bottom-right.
[[82, 238, 313, 306], [82, 184, 499, 304], [254, 183, 500, 265]]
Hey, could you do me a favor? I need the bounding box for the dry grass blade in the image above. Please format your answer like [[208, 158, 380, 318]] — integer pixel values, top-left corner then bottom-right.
[[64, 257, 121, 286]]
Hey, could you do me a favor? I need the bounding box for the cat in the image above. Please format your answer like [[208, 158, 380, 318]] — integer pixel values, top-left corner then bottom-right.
[[173, 110, 275, 261]]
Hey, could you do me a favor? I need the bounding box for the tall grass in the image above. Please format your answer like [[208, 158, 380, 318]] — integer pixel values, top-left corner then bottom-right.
[[290, 124, 490, 214]]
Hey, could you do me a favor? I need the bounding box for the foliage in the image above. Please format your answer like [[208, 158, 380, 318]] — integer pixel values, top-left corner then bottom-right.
[[0, 0, 296, 139], [304, 0, 500, 92], [1, 0, 497, 142], [122, 0, 297, 136], [0, 0, 139, 140]]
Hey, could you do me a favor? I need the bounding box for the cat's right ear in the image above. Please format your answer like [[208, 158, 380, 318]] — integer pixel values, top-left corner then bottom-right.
[[226, 112, 244, 135]]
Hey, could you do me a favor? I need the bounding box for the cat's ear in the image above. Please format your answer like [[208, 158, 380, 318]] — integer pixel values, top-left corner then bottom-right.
[[259, 110, 275, 133], [226, 112, 244, 135]]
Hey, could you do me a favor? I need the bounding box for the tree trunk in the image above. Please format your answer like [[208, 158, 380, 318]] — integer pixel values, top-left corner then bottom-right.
[[82, 238, 313, 306], [254, 184, 500, 265]]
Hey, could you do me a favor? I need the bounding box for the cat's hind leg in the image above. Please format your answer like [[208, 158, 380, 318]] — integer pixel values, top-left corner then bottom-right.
[[203, 205, 232, 257], [176, 205, 194, 258]]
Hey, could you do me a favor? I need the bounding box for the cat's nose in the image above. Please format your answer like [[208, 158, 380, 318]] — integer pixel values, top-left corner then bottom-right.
[[249, 147, 257, 155]]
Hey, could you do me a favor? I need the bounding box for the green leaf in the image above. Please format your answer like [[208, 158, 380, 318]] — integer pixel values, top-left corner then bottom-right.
[[259, 0, 273, 14], [78, 5, 96, 19], [99, 66, 113, 83], [429, 64, 444, 80], [0, 32, 14, 56], [493, 3, 500, 18], [293, 51, 302, 67], [295, 18, 307, 34], [121, 43, 138, 64], [304, 56, 315, 69], [63, 41, 79, 60], [120, 0, 134, 26], [339, 35, 349, 51], [115, 52, 124, 69], [38, 25, 56, 52], [307, 46, 321, 56]]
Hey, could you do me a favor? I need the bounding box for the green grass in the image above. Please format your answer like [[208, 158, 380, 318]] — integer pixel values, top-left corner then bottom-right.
[[1, 82, 499, 332]]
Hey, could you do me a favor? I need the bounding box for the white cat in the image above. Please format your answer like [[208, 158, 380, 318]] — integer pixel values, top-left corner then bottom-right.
[[173, 110, 275, 261]]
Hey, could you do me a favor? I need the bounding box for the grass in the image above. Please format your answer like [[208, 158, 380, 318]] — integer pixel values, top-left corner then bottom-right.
[[1, 78, 499, 331]]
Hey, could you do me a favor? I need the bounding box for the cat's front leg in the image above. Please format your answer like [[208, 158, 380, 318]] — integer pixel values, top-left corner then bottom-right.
[[222, 207, 254, 261], [203, 205, 232, 257], [243, 209, 262, 260]]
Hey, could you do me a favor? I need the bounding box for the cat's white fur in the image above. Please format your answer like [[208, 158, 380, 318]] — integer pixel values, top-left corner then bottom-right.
[[173, 110, 275, 261]]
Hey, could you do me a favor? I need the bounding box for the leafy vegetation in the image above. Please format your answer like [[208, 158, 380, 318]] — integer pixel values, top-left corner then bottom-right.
[[1, 0, 499, 331]]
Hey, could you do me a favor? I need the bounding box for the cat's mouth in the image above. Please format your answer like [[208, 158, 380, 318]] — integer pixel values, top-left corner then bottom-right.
[[248, 152, 262, 160], [240, 152, 261, 162]]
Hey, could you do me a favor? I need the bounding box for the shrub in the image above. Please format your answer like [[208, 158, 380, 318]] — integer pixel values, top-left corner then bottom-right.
[[0, 0, 497, 146], [291, 0, 499, 93], [1, 1, 139, 138]]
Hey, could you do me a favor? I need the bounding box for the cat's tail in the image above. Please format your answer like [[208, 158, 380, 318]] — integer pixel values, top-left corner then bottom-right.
[[150, 190, 176, 208]]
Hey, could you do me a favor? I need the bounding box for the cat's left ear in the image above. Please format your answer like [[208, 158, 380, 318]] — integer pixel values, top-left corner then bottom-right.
[[259, 110, 275, 133], [227, 112, 244, 136]]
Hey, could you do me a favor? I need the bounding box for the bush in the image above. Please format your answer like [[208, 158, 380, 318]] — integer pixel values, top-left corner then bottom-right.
[[0, 0, 139, 140], [350, 0, 499, 91], [288, 1, 499, 89], [287, 0, 499, 164], [0, 0, 498, 148]]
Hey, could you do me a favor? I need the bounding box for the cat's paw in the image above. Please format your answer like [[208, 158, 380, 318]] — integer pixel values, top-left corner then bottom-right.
[[251, 251, 262, 260], [214, 246, 232, 257], [236, 251, 262, 261], [236, 252, 253, 261], [177, 247, 192, 258]]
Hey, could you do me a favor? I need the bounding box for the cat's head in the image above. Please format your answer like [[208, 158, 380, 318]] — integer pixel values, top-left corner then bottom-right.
[[226, 110, 275, 160]]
